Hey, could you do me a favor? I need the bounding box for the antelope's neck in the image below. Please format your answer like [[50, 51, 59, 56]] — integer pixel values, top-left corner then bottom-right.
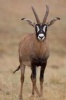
[[33, 35, 49, 58]]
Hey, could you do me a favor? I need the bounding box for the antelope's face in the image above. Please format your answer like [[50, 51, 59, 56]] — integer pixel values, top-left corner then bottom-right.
[[22, 5, 60, 40], [35, 24, 47, 41]]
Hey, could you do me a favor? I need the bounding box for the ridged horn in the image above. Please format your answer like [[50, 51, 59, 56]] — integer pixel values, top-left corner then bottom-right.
[[42, 5, 49, 24], [31, 6, 40, 24]]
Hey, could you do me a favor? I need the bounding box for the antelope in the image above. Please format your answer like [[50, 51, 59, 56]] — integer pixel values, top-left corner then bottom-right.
[[13, 5, 60, 100]]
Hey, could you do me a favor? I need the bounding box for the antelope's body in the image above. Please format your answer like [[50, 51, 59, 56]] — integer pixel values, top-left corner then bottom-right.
[[13, 5, 60, 100], [19, 33, 49, 66]]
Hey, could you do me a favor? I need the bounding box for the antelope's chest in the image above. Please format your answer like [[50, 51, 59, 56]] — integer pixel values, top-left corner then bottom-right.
[[30, 43, 49, 66], [31, 57, 47, 66]]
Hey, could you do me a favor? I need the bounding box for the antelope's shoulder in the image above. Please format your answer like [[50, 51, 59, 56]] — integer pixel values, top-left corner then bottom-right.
[[19, 33, 35, 46]]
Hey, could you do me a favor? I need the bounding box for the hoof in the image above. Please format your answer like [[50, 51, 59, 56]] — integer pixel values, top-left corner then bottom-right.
[[28, 94, 35, 100], [38, 93, 44, 100], [19, 95, 23, 100], [39, 92, 43, 97]]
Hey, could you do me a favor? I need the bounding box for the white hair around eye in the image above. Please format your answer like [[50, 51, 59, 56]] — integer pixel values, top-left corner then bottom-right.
[[36, 26, 40, 32], [43, 25, 47, 32]]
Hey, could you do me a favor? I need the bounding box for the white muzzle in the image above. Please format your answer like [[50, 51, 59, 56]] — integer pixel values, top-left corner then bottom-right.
[[38, 34, 45, 41]]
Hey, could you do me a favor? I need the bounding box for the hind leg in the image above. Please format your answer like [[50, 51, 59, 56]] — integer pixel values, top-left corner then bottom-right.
[[19, 64, 25, 100]]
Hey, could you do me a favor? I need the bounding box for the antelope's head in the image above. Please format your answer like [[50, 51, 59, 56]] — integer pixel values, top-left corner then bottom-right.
[[21, 5, 60, 41]]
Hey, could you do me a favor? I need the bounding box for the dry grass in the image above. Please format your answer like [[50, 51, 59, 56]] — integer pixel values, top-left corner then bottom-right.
[[0, 0, 66, 100]]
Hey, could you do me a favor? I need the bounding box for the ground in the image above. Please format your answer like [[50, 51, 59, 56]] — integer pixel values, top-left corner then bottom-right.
[[0, 0, 66, 100]]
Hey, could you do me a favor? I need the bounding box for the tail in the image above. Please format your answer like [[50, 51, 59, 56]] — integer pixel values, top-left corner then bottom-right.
[[13, 65, 20, 73]]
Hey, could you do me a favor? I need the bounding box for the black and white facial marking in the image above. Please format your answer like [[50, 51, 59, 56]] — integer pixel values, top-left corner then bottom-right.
[[35, 24, 47, 41]]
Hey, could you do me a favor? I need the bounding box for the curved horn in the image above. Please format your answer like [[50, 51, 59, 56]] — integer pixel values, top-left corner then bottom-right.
[[31, 6, 40, 24], [42, 5, 49, 24]]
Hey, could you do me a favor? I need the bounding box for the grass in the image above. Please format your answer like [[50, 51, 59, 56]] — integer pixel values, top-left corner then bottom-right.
[[49, 74, 61, 84]]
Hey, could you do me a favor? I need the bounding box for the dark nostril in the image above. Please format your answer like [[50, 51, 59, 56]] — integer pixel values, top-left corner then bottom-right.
[[38, 34, 44, 39], [39, 36, 43, 39]]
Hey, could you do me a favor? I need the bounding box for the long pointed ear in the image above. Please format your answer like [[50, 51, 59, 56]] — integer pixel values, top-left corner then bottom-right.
[[21, 18, 36, 27], [47, 17, 60, 26]]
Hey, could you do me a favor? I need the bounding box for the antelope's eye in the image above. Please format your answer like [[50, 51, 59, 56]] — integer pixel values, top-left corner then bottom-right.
[[43, 25, 47, 32], [36, 26, 40, 32]]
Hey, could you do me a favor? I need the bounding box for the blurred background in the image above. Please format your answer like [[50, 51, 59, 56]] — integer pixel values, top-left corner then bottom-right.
[[0, 0, 66, 100]]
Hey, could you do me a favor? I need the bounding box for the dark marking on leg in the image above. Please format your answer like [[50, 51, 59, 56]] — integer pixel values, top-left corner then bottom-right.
[[31, 62, 36, 95], [31, 62, 40, 96], [40, 61, 47, 96]]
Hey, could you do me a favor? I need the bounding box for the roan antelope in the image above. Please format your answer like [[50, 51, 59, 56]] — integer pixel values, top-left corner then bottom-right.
[[13, 5, 60, 100]]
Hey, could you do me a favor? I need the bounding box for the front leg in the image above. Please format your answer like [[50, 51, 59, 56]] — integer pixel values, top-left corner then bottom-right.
[[40, 61, 47, 96], [31, 62, 40, 97]]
